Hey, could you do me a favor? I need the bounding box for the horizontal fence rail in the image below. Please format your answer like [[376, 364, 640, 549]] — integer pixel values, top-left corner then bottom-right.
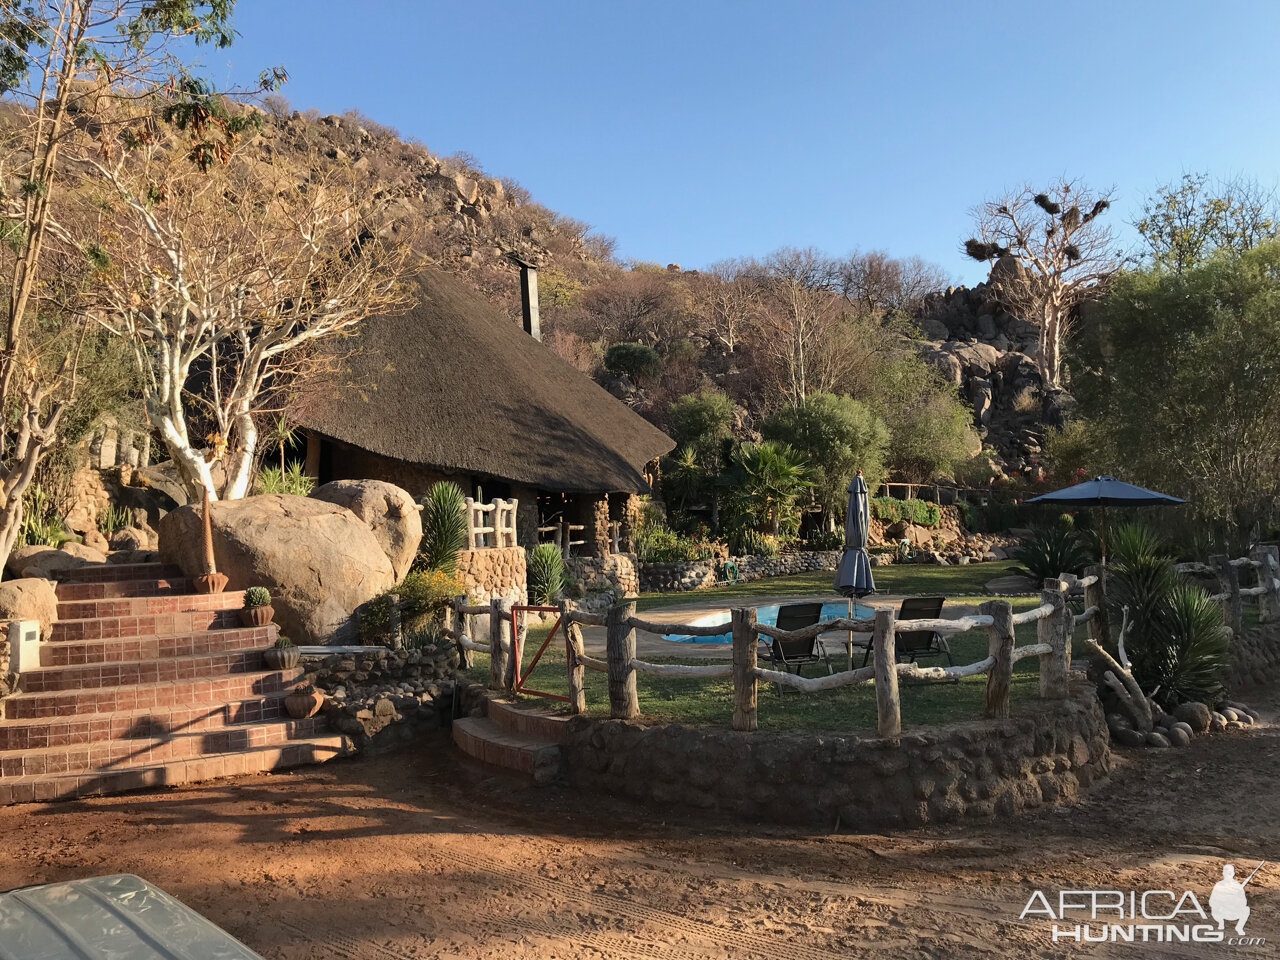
[[448, 545, 1280, 744]]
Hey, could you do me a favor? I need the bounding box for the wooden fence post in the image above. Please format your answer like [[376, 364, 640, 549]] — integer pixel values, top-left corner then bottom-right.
[[488, 597, 511, 692], [387, 593, 402, 650], [560, 599, 586, 715], [1038, 579, 1070, 699], [452, 595, 472, 670], [731, 607, 758, 732], [873, 608, 900, 737], [606, 600, 639, 719], [1083, 563, 1110, 648], [507, 601, 524, 692], [1212, 554, 1243, 637], [980, 599, 1015, 718], [1251, 546, 1280, 624]]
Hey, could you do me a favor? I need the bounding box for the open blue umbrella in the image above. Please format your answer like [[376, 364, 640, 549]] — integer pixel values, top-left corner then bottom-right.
[[834, 470, 875, 597], [1025, 475, 1186, 562]]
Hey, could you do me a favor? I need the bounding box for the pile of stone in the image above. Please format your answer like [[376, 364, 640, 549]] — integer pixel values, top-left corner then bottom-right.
[[638, 549, 840, 593], [1106, 699, 1260, 748]]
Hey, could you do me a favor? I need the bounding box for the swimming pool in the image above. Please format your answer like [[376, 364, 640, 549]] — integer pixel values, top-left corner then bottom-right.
[[662, 599, 876, 643]]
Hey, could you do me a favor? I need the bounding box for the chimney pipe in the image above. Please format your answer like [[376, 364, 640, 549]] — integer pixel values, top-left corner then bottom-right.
[[515, 259, 541, 341]]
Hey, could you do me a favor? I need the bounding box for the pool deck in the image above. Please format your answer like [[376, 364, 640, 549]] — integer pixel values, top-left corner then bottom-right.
[[577, 592, 990, 662]]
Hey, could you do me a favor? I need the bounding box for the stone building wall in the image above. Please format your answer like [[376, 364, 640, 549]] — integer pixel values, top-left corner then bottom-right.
[[559, 682, 1110, 829], [456, 546, 527, 605], [640, 550, 841, 593], [565, 553, 639, 612]]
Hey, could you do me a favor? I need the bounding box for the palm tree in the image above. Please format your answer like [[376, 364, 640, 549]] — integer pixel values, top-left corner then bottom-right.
[[266, 416, 298, 474], [729, 441, 814, 535]]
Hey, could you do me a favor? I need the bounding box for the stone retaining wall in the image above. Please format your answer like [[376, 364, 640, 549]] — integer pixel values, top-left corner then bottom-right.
[[1227, 621, 1280, 690], [639, 550, 840, 593], [558, 682, 1110, 829], [456, 546, 527, 605], [566, 553, 638, 613], [0, 633, 12, 702]]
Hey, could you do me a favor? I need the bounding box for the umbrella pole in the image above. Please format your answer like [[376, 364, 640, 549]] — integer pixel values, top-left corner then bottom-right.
[[1101, 504, 1107, 565], [847, 597, 854, 671]]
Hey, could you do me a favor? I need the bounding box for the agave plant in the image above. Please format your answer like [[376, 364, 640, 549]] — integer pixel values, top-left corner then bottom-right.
[[526, 543, 566, 605], [418, 481, 468, 574], [1102, 523, 1228, 708], [1010, 525, 1089, 582]]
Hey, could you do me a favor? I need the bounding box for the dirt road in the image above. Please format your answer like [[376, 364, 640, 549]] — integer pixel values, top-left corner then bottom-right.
[[3, 694, 1279, 959]]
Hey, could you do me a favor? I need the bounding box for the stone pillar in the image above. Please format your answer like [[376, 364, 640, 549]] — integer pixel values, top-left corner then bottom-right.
[[511, 483, 541, 550], [585, 495, 611, 557], [616, 493, 640, 554]]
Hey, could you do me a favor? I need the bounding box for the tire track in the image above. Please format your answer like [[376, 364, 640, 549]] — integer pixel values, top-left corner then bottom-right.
[[420, 846, 860, 960]]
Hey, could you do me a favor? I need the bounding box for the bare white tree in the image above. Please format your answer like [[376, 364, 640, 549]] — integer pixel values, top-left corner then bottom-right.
[[965, 179, 1121, 389], [77, 119, 416, 499]]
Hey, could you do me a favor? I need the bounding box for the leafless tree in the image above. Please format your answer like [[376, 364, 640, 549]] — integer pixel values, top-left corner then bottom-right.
[[77, 118, 417, 500], [965, 179, 1121, 389], [836, 251, 951, 316], [687, 258, 760, 352]]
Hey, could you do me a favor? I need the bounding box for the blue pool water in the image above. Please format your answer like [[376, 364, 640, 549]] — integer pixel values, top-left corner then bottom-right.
[[663, 600, 875, 643]]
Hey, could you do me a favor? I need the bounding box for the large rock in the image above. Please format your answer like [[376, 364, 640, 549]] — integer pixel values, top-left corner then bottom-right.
[[7, 545, 91, 580], [158, 494, 395, 644], [0, 577, 58, 640], [309, 480, 422, 580]]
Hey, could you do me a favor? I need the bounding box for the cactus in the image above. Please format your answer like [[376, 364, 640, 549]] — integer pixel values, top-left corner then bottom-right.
[[273, 634, 294, 649], [244, 586, 271, 608]]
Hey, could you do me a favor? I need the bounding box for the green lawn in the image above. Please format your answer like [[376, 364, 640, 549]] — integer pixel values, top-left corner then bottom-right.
[[634, 560, 1018, 612], [469, 563, 1075, 734]]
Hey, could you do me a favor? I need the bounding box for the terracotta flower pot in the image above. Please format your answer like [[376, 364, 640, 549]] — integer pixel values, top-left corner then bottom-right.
[[285, 687, 324, 719], [239, 604, 274, 628], [193, 572, 229, 595], [263, 646, 300, 670]]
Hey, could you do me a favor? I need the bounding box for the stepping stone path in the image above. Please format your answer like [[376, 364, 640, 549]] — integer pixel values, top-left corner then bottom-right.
[[0, 561, 349, 805]]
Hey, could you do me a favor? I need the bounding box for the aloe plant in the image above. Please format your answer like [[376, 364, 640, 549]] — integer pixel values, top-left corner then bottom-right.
[[419, 481, 468, 574], [526, 543, 565, 604]]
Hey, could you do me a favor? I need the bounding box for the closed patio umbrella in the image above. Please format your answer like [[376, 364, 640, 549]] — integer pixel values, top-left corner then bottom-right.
[[1025, 475, 1186, 563], [834, 470, 876, 598]]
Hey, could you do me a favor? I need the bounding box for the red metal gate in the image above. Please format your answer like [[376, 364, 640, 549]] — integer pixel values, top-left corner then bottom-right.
[[509, 604, 569, 702]]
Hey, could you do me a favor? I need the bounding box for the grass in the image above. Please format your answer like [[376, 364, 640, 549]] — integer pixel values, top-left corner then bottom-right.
[[634, 560, 1017, 612], [468, 563, 1078, 734]]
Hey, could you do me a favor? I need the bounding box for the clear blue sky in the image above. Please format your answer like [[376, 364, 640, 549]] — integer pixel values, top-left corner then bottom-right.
[[209, 1, 1280, 284]]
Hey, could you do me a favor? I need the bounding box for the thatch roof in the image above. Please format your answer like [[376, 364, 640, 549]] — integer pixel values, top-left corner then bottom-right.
[[297, 268, 673, 493]]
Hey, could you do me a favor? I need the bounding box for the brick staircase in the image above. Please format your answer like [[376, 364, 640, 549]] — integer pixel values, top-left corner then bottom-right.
[[452, 698, 567, 784], [0, 561, 350, 805]]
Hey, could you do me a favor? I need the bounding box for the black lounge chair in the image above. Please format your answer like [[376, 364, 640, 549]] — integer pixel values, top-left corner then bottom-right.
[[859, 596, 953, 667], [766, 602, 833, 677]]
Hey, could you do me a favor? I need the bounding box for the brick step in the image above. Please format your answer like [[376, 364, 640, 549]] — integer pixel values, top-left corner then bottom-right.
[[452, 716, 560, 784], [0, 735, 351, 805], [21, 649, 277, 693], [0, 698, 295, 751], [2, 669, 304, 720], [41, 627, 273, 668], [50, 608, 246, 643], [0, 717, 329, 779], [62, 562, 183, 583], [56, 578, 194, 601], [56, 590, 247, 621], [487, 698, 571, 743]]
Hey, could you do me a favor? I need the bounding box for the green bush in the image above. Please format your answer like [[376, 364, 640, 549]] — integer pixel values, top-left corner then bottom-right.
[[418, 481, 468, 574], [359, 568, 461, 646], [870, 496, 941, 527], [243, 586, 271, 607], [604, 342, 661, 380], [803, 529, 844, 551], [402, 623, 446, 652], [255, 463, 315, 496], [1010, 526, 1090, 581], [19, 484, 71, 547], [728, 527, 778, 557], [97, 503, 131, 538], [635, 520, 717, 563], [527, 543, 565, 605], [1106, 523, 1227, 708]]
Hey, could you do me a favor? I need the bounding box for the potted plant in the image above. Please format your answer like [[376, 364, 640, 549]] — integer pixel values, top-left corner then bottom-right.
[[192, 486, 228, 594], [240, 586, 274, 627], [284, 682, 324, 719], [263, 634, 300, 671]]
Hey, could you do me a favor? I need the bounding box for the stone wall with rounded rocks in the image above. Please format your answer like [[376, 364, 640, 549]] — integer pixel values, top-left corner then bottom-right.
[[456, 546, 527, 605], [565, 553, 638, 613], [639, 550, 840, 594], [558, 682, 1110, 829], [1227, 621, 1280, 690]]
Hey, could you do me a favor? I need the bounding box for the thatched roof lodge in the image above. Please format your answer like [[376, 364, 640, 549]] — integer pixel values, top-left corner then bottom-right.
[[297, 266, 673, 556]]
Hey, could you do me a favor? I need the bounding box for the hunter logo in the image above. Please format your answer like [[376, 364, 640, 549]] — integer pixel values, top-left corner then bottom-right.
[[1020, 861, 1267, 947]]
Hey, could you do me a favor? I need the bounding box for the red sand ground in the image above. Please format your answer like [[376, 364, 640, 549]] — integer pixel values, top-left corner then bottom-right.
[[2, 693, 1279, 959]]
